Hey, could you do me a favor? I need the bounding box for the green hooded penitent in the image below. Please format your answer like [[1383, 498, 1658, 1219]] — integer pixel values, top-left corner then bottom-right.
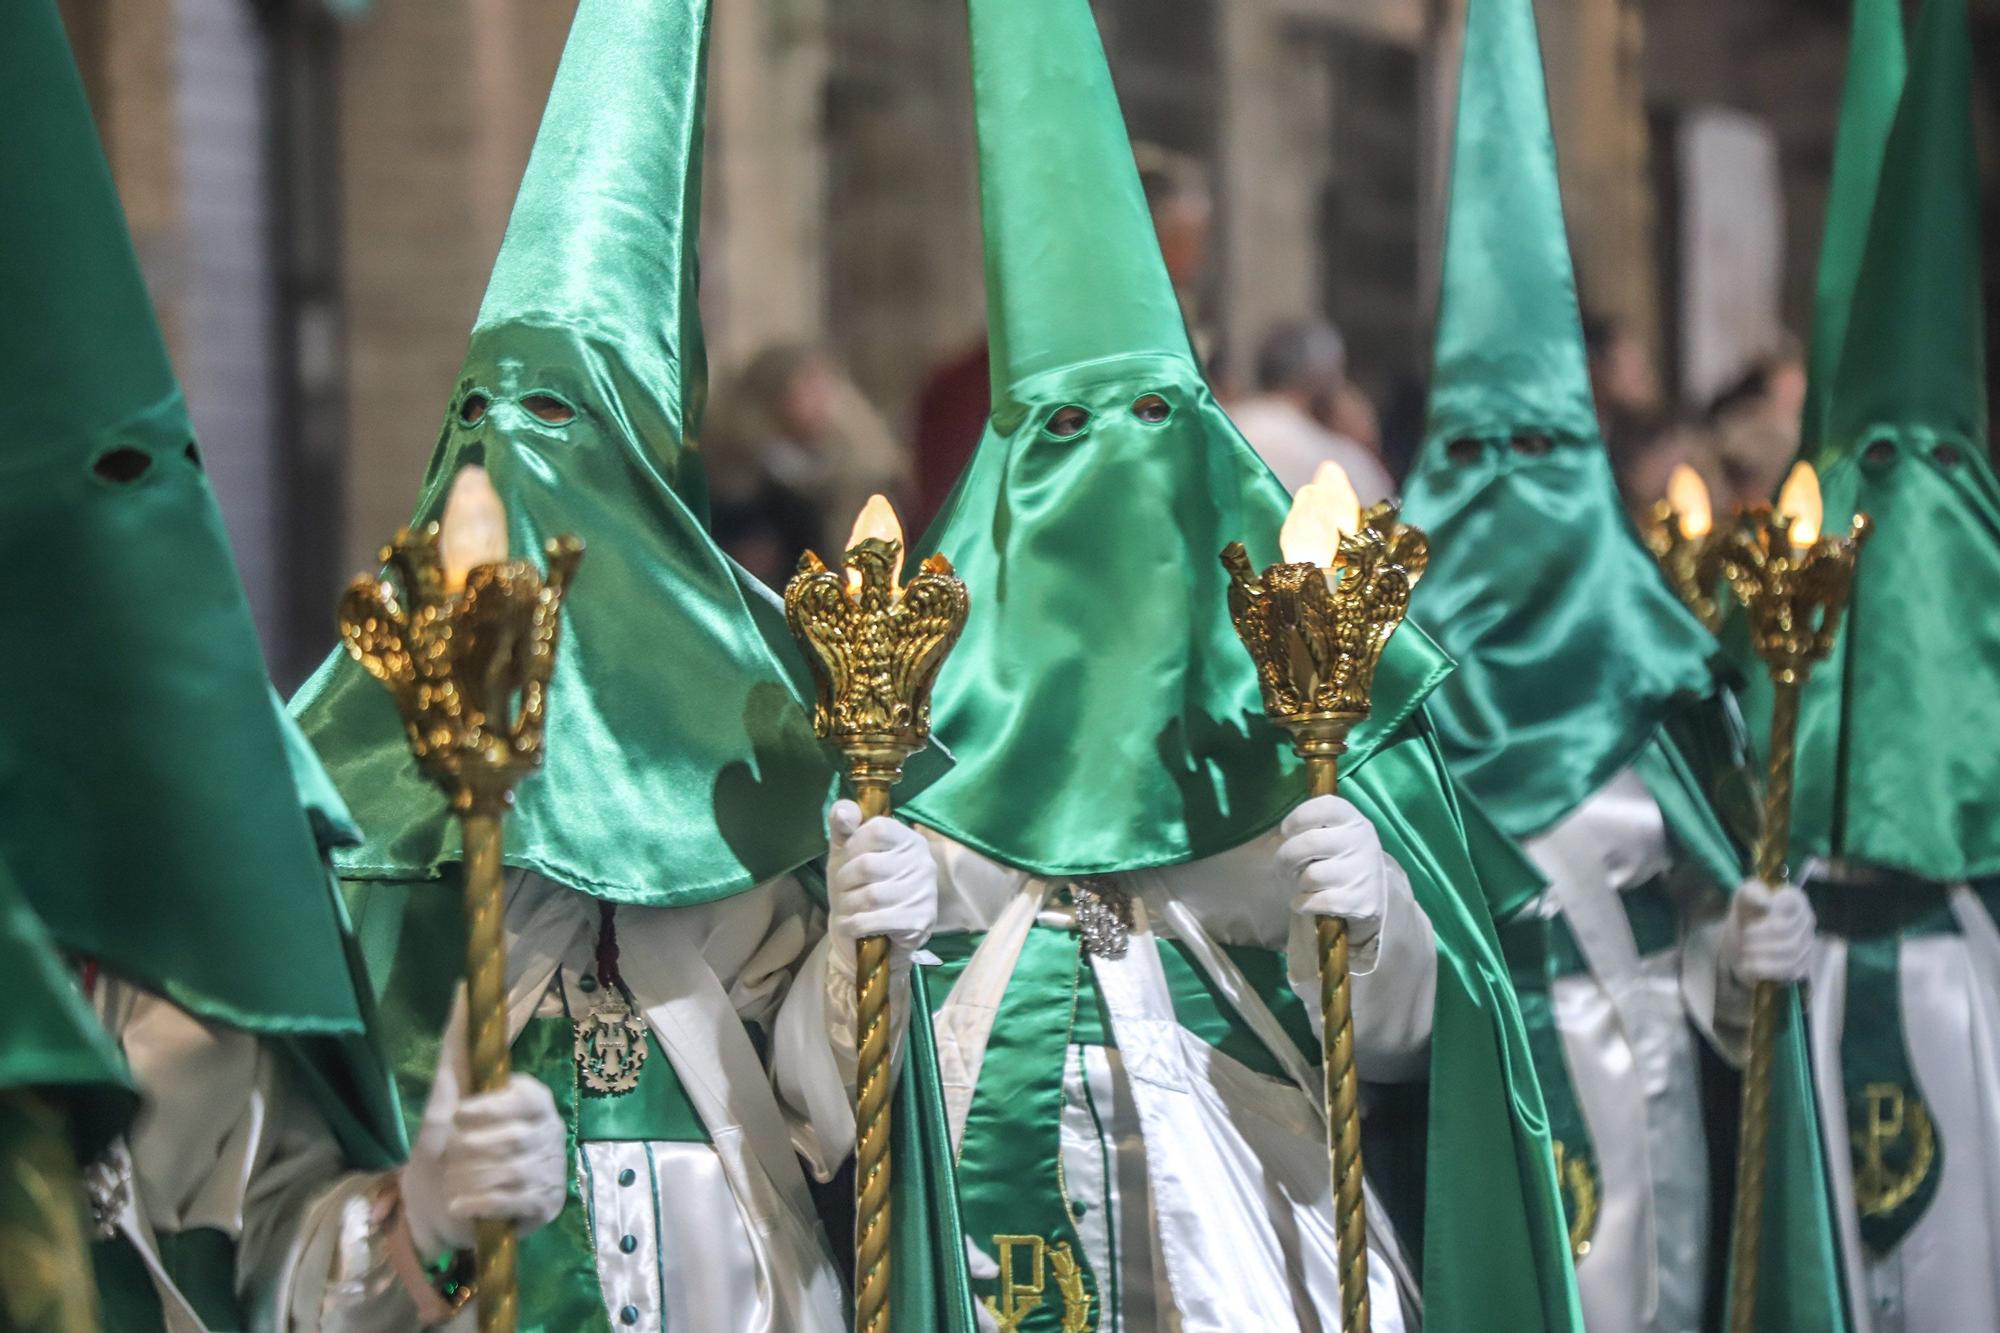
[[0, 0, 377, 1041], [1404, 2, 1850, 1328], [1729, 0, 1904, 755], [1398, 0, 1719, 844], [1790, 0, 2000, 884], [908, 0, 1584, 1324], [294, 0, 835, 907]]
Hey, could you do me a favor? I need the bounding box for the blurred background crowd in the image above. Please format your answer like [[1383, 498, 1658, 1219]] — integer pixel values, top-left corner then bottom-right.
[[55, 0, 2000, 686]]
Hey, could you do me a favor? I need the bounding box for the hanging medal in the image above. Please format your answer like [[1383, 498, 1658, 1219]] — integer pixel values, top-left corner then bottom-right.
[[575, 900, 648, 1095]]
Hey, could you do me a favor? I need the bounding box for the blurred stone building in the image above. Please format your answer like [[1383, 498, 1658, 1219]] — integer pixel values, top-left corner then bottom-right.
[[54, 0, 2000, 683]]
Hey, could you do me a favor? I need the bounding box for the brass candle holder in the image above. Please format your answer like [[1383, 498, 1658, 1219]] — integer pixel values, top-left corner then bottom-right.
[[785, 494, 968, 1333], [1221, 469, 1427, 1333], [1715, 461, 1867, 1333], [338, 468, 582, 1333], [1645, 464, 1728, 631]]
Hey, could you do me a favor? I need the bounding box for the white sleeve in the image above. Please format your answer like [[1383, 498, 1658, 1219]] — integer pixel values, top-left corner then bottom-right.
[[1288, 850, 1439, 1083], [104, 989, 423, 1331], [768, 883, 916, 1182]]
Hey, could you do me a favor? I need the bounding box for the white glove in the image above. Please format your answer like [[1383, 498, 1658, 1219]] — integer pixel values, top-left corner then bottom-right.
[[401, 1074, 568, 1257], [1722, 878, 1817, 984], [826, 799, 938, 966], [1278, 795, 1391, 952]]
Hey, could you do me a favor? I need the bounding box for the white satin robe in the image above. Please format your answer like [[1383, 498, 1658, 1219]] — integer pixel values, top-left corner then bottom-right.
[[1519, 769, 1737, 1333], [105, 868, 864, 1333], [1806, 882, 2000, 1333], [920, 826, 1437, 1333]]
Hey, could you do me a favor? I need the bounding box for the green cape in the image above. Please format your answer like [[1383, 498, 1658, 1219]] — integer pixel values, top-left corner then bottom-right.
[[295, 0, 837, 907], [909, 0, 1586, 1324], [1397, 0, 1717, 842], [0, 0, 381, 1041], [0, 860, 132, 1162], [1789, 0, 2000, 883]]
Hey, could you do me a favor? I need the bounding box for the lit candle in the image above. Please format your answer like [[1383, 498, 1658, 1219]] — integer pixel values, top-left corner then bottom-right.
[[845, 492, 906, 598], [1775, 461, 1823, 553], [1667, 463, 1714, 541], [439, 466, 510, 592], [1282, 462, 1363, 579]]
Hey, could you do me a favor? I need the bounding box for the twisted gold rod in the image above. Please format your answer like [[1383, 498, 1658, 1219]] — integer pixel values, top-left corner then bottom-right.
[[1307, 755, 1370, 1333], [852, 778, 894, 1333], [461, 807, 518, 1333], [1726, 679, 1799, 1333]]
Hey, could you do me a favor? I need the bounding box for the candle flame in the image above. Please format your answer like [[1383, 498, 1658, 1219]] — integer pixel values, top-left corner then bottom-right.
[[439, 466, 509, 592], [846, 492, 905, 594], [1777, 461, 1823, 548], [1280, 468, 1361, 569], [1666, 464, 1712, 539]]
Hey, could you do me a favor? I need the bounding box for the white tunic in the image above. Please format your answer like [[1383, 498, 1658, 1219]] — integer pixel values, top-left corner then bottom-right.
[[1806, 884, 2000, 1333], [106, 869, 860, 1333], [1519, 769, 1737, 1333], [920, 825, 1436, 1333]]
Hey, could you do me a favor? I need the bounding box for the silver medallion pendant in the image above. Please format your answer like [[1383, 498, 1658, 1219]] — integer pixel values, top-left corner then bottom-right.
[[1071, 878, 1132, 959], [575, 985, 649, 1095], [82, 1147, 132, 1240]]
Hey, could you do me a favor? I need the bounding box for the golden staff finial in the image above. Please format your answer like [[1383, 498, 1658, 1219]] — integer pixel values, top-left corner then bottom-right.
[[1715, 459, 1867, 1333], [338, 466, 583, 1333], [785, 494, 969, 1333], [1644, 463, 1728, 631], [1221, 465, 1427, 1333]]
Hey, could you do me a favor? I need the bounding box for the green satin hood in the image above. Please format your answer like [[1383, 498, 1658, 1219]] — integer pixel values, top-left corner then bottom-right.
[[0, 858, 133, 1161], [1399, 0, 1716, 839], [902, 0, 1441, 874], [295, 0, 835, 907], [0, 0, 378, 1038], [1792, 0, 2000, 882], [1800, 0, 1906, 448]]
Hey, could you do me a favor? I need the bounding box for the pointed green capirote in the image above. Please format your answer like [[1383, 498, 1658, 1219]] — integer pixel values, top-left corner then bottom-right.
[[1800, 0, 1906, 455], [1790, 0, 2000, 882], [970, 0, 1192, 422], [297, 0, 836, 907], [0, 0, 376, 1037], [905, 0, 1443, 874], [1398, 0, 1715, 839]]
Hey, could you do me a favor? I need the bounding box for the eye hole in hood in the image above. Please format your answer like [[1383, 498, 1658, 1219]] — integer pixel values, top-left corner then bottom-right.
[[458, 392, 491, 427], [1043, 404, 1092, 439], [523, 392, 576, 426]]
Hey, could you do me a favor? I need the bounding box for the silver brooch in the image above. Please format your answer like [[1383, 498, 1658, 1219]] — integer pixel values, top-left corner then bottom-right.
[[83, 1149, 132, 1240], [575, 986, 649, 1095], [1071, 878, 1132, 959]]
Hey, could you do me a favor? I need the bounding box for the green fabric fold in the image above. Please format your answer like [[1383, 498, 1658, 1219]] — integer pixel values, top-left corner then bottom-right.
[[295, 0, 837, 909], [0, 860, 132, 1163], [904, 0, 1439, 875], [0, 0, 374, 1038], [1790, 0, 2000, 884], [1398, 0, 1717, 842]]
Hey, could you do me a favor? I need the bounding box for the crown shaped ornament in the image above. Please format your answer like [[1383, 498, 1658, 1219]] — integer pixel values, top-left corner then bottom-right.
[[784, 497, 970, 788], [338, 488, 583, 814], [1222, 497, 1428, 764], [1717, 464, 1870, 686]]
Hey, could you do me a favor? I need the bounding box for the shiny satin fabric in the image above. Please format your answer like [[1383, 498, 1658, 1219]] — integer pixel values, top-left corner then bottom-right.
[[1790, 0, 2000, 883], [905, 0, 1442, 873], [1399, 0, 1719, 842], [295, 0, 837, 908], [1341, 723, 1587, 1331], [1799, 0, 1906, 447], [0, 860, 132, 1160], [1403, 441, 1719, 840], [0, 0, 376, 1038], [1808, 895, 2000, 1332], [907, 358, 1387, 874]]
